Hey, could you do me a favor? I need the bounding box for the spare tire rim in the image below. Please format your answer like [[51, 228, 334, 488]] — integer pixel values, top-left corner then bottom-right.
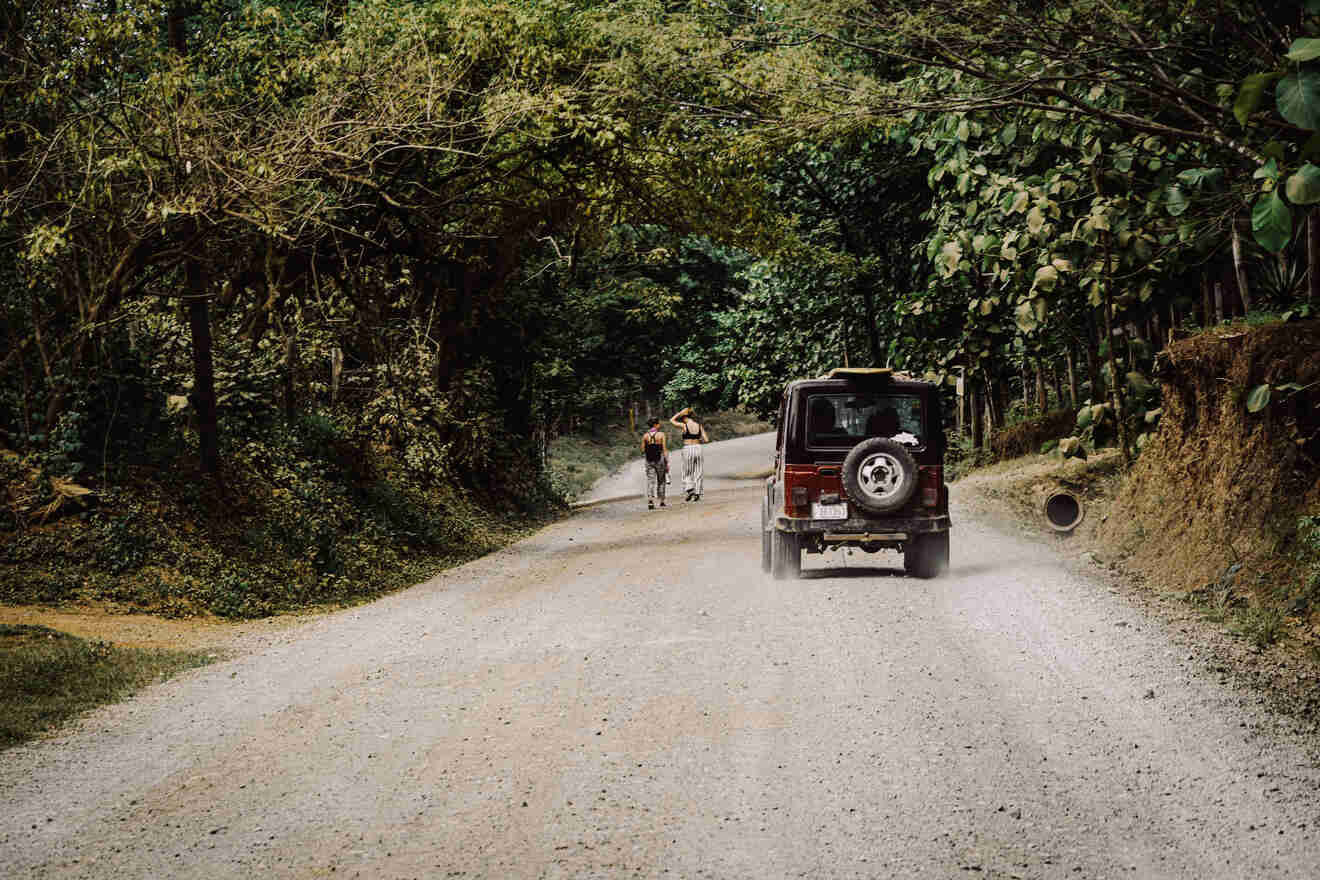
[[856, 452, 904, 503]]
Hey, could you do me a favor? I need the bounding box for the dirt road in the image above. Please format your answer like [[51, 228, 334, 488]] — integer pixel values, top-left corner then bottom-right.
[[4, 433, 1320, 878]]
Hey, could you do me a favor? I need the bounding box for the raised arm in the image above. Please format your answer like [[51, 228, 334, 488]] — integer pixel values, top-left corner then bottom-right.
[[669, 407, 690, 428]]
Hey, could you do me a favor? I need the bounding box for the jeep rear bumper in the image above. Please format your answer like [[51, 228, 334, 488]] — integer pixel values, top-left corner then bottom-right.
[[773, 513, 951, 536]]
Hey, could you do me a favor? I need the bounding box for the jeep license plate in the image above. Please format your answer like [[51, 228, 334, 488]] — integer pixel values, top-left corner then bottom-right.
[[811, 502, 848, 520]]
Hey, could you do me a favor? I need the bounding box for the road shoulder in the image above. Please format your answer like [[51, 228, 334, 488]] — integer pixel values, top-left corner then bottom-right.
[[953, 456, 1320, 742]]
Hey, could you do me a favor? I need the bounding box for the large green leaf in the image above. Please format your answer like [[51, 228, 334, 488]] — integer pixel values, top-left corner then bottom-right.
[[1014, 300, 1040, 333], [1032, 264, 1058, 291], [1245, 384, 1271, 413], [938, 240, 962, 276], [1177, 167, 1224, 188], [1251, 191, 1292, 252], [1234, 72, 1279, 126], [1277, 68, 1320, 131], [1287, 38, 1320, 63], [1286, 163, 1320, 204], [1166, 185, 1189, 216], [1125, 371, 1154, 396]]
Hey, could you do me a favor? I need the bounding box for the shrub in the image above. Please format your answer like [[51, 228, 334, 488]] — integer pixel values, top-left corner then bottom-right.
[[991, 408, 1077, 460]]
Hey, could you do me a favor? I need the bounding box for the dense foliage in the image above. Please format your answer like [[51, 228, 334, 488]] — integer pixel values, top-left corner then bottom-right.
[[4, 0, 1320, 613]]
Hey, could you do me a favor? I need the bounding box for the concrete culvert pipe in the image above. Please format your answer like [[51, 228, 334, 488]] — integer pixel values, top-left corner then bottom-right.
[[1044, 490, 1084, 532]]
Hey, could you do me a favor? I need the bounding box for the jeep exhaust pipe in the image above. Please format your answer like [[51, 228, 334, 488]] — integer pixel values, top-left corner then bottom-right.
[[1043, 490, 1084, 532]]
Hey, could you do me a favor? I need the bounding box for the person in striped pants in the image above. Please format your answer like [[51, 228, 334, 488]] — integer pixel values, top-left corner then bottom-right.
[[669, 407, 709, 501]]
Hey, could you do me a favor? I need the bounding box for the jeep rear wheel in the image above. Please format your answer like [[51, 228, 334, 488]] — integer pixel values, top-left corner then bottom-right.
[[771, 529, 801, 579], [841, 437, 919, 514], [760, 499, 773, 573]]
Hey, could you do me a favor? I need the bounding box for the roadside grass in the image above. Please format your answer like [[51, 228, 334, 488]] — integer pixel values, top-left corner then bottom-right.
[[0, 624, 214, 750], [1230, 606, 1288, 649], [1180, 515, 1320, 652], [548, 409, 770, 500]]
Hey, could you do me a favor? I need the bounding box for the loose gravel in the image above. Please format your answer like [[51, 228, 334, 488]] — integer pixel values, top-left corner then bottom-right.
[[3, 434, 1319, 878]]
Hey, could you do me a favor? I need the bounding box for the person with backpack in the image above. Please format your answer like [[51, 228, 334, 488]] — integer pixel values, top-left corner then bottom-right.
[[641, 418, 670, 509], [669, 406, 709, 501]]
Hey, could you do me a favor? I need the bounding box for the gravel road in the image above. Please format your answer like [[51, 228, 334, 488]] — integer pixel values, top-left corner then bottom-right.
[[3, 433, 1320, 878]]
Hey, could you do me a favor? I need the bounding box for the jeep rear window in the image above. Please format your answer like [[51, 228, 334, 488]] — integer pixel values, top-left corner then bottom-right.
[[805, 393, 924, 448]]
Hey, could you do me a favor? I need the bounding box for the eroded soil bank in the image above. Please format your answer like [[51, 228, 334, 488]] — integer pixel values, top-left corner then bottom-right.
[[1099, 320, 1320, 611], [957, 319, 1320, 724]]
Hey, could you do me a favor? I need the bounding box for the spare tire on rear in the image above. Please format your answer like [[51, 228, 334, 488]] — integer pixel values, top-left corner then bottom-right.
[[841, 437, 919, 514]]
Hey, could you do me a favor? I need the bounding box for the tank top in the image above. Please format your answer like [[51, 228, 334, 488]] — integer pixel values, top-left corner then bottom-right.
[[644, 431, 663, 462], [682, 420, 701, 440]]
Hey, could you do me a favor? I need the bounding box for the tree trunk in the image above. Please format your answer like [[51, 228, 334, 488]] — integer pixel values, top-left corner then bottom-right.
[[1231, 218, 1254, 314], [18, 342, 33, 443], [283, 329, 298, 422], [168, 5, 188, 55], [955, 369, 965, 437], [187, 262, 219, 474], [1065, 347, 1079, 409], [1310, 210, 1320, 303], [1021, 359, 1031, 416], [1050, 362, 1063, 411], [1035, 359, 1048, 414], [970, 376, 985, 451], [1102, 235, 1131, 464], [330, 348, 343, 405], [990, 371, 1008, 431], [1214, 280, 1225, 323], [1085, 310, 1102, 402], [1201, 274, 1213, 327], [859, 283, 882, 366]]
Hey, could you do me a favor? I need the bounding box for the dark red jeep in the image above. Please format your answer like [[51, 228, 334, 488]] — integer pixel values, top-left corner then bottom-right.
[[760, 368, 951, 579]]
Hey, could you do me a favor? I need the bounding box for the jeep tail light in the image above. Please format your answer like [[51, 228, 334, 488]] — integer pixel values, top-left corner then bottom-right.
[[919, 466, 942, 508], [783, 465, 815, 516]]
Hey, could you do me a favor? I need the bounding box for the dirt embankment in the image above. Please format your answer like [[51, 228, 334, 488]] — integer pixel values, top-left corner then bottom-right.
[[955, 320, 1320, 723], [964, 321, 1320, 615], [1097, 321, 1320, 606]]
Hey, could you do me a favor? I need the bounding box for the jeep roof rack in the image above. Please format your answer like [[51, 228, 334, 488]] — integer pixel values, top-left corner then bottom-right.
[[821, 367, 891, 379], [821, 366, 925, 381]]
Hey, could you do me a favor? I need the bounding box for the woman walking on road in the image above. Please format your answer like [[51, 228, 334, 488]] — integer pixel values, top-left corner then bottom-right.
[[669, 407, 709, 501], [641, 418, 669, 509]]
